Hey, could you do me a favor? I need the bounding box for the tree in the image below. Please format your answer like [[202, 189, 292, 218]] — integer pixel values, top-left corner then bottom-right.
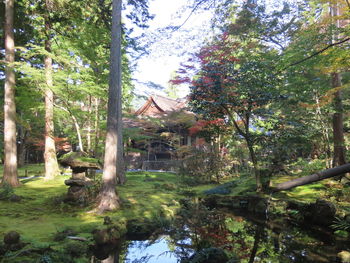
[[178, 34, 280, 191], [43, 0, 60, 180], [2, 0, 20, 187], [97, 0, 124, 213]]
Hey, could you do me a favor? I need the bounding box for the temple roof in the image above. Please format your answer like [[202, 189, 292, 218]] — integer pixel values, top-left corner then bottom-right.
[[135, 95, 187, 117]]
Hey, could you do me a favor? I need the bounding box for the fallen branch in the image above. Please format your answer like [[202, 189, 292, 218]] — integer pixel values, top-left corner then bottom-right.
[[272, 163, 350, 192]]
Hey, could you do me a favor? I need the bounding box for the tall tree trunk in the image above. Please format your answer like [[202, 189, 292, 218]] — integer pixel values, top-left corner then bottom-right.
[[87, 95, 92, 153], [44, 9, 60, 180], [97, 0, 123, 213], [17, 127, 28, 167], [330, 2, 346, 168], [94, 97, 100, 157], [314, 91, 332, 168], [2, 0, 20, 187], [331, 73, 346, 167]]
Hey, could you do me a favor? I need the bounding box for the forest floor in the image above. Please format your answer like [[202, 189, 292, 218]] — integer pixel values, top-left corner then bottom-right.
[[0, 163, 350, 262]]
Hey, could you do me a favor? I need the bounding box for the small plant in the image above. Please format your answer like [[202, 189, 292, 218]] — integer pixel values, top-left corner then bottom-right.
[[331, 216, 350, 231]]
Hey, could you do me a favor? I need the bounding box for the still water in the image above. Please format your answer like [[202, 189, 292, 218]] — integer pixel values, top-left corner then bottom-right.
[[93, 208, 350, 263]]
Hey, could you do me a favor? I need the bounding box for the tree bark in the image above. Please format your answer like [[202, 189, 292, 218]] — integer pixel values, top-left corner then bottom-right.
[[330, 3, 346, 169], [94, 97, 100, 157], [97, 0, 123, 213], [331, 73, 346, 168], [247, 140, 262, 191], [17, 127, 28, 167], [44, 8, 60, 180], [2, 0, 20, 187], [272, 163, 350, 191], [87, 95, 92, 153]]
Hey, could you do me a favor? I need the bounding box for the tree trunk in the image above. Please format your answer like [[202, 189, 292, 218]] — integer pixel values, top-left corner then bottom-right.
[[272, 163, 350, 191], [17, 128, 28, 167], [248, 226, 263, 263], [44, 9, 60, 180], [87, 95, 92, 153], [94, 97, 100, 157], [2, 0, 20, 187], [331, 73, 346, 168], [330, 3, 346, 168], [314, 91, 332, 168], [247, 139, 262, 191], [97, 0, 123, 213]]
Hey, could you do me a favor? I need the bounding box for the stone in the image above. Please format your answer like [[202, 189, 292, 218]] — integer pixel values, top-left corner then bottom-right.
[[8, 194, 21, 202], [93, 229, 110, 245], [254, 199, 268, 214], [309, 199, 336, 226], [4, 231, 20, 245], [337, 251, 350, 263], [64, 178, 93, 187]]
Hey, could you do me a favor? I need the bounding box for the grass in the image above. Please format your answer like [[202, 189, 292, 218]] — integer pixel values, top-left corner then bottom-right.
[[0, 169, 190, 244], [1, 163, 350, 245], [0, 163, 45, 178]]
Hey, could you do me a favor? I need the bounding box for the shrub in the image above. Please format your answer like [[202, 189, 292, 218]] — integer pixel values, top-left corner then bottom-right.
[[180, 146, 231, 184]]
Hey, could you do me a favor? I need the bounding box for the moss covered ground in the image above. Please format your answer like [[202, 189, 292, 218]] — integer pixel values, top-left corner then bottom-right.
[[1, 164, 350, 262], [0, 167, 212, 244]]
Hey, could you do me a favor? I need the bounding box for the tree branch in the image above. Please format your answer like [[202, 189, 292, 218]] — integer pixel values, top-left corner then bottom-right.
[[171, 0, 208, 32], [283, 37, 350, 70]]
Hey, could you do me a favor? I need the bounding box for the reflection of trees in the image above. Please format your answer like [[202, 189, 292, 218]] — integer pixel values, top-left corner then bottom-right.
[[96, 205, 347, 263], [248, 226, 263, 263]]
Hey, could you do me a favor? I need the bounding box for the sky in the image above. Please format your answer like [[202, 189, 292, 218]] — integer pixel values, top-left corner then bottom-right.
[[130, 0, 214, 99]]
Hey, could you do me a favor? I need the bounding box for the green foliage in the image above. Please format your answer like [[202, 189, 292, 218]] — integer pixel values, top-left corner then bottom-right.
[[180, 145, 232, 184], [0, 183, 14, 200], [331, 217, 350, 232]]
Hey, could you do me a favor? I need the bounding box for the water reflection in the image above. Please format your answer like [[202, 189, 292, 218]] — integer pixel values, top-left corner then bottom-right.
[[92, 207, 350, 263], [125, 237, 178, 263]]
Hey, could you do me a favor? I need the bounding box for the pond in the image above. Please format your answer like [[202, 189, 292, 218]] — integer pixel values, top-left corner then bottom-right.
[[92, 203, 350, 263]]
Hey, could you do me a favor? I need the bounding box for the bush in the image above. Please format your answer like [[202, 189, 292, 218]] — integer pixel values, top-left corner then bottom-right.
[[180, 146, 231, 184]]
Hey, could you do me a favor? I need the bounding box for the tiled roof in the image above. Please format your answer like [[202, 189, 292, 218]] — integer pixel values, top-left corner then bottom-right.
[[135, 95, 188, 116]]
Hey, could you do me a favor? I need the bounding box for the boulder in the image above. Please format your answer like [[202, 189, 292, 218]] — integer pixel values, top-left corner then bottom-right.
[[308, 199, 336, 226], [337, 251, 350, 263], [4, 231, 20, 245], [287, 199, 336, 226]]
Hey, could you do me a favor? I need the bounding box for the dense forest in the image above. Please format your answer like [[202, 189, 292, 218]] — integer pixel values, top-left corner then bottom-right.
[[1, 0, 350, 262]]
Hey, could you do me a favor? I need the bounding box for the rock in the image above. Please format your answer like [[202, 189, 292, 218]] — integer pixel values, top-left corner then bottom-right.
[[92, 244, 113, 260], [8, 194, 21, 202], [4, 231, 20, 245], [64, 178, 93, 187], [59, 152, 102, 171], [337, 251, 350, 263], [254, 199, 268, 214], [309, 199, 336, 226], [92, 226, 122, 246], [287, 199, 336, 226], [93, 229, 110, 245]]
